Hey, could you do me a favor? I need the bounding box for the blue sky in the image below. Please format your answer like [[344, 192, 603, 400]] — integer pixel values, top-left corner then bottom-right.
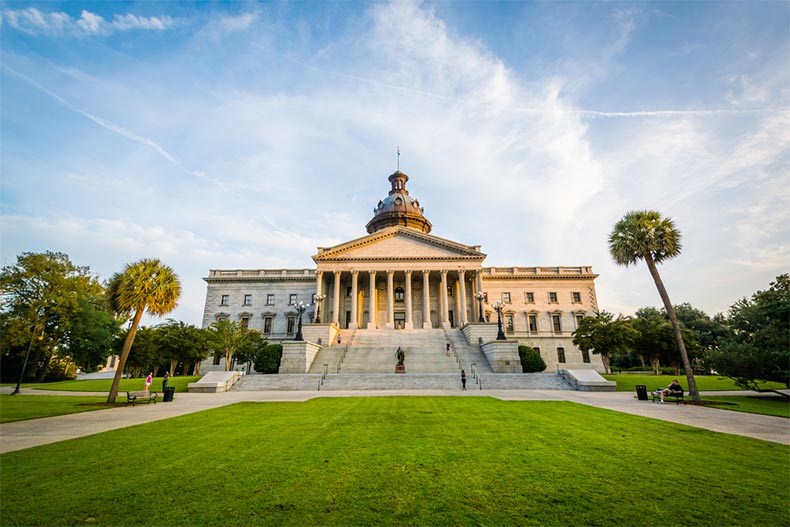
[[2, 0, 788, 326]]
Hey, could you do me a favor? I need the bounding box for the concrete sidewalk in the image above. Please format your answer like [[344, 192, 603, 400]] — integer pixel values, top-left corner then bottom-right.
[[1, 387, 787, 453]]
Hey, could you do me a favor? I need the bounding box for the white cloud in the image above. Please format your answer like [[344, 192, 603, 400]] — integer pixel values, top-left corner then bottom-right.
[[1, 7, 175, 37]]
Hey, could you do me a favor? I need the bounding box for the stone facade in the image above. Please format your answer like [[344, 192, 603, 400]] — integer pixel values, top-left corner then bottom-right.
[[200, 170, 604, 373]]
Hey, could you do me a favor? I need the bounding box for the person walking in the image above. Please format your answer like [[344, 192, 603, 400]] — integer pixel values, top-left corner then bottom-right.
[[461, 370, 467, 391], [144, 372, 153, 391]]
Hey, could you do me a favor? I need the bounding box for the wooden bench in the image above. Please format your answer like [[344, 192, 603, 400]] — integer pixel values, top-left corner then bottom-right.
[[651, 388, 685, 405], [126, 390, 158, 407]]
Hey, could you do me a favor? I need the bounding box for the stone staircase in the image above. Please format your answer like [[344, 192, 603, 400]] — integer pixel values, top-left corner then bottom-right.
[[444, 328, 493, 373], [315, 329, 461, 374], [233, 372, 572, 391]]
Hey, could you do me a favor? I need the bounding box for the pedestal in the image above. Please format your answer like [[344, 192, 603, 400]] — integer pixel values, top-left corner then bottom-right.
[[395, 364, 406, 374]]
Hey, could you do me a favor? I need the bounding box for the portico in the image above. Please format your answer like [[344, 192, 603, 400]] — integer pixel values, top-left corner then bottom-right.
[[312, 262, 485, 330]]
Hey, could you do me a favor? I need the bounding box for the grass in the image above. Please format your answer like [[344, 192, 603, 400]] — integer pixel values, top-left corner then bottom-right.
[[702, 395, 790, 418], [602, 373, 787, 393], [1, 397, 787, 527], [18, 375, 200, 393], [0, 394, 113, 423]]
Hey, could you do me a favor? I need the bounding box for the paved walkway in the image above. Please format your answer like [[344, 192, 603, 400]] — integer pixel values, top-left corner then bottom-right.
[[1, 387, 787, 453]]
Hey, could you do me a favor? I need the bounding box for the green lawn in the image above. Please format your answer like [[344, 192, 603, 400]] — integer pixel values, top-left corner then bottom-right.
[[20, 376, 200, 393], [1, 397, 787, 526], [0, 394, 113, 423], [602, 373, 787, 393], [702, 395, 790, 418]]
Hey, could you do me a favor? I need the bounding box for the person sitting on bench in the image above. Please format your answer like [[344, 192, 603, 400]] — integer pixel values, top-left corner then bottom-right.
[[660, 379, 684, 404]]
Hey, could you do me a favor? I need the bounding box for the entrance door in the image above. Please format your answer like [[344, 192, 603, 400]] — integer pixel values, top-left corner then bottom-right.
[[448, 310, 454, 328], [394, 312, 406, 329]]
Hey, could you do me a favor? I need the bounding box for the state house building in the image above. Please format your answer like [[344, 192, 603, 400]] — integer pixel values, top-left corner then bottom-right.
[[202, 170, 603, 373]]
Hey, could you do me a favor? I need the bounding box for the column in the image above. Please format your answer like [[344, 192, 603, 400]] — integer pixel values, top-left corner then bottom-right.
[[440, 270, 450, 329], [422, 270, 431, 329], [386, 270, 395, 329], [349, 270, 359, 329], [458, 269, 468, 326], [404, 270, 413, 329], [332, 271, 341, 326], [315, 271, 324, 323], [368, 271, 377, 329]]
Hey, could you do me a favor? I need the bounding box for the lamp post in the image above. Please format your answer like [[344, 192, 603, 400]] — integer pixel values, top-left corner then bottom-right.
[[492, 300, 506, 340], [294, 301, 308, 341], [11, 322, 44, 396], [475, 291, 486, 323], [314, 294, 326, 323]]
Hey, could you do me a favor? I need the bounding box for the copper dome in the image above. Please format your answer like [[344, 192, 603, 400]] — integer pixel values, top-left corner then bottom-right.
[[365, 171, 432, 234]]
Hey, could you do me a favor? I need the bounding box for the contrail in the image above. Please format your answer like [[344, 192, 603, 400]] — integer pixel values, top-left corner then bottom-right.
[[1, 64, 226, 188], [288, 57, 785, 119]]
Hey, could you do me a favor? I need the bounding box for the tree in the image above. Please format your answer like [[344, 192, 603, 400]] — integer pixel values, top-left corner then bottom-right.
[[253, 342, 282, 374], [64, 295, 122, 372], [105, 259, 181, 403], [709, 275, 790, 392], [608, 210, 700, 401], [572, 311, 637, 374], [206, 319, 254, 371], [154, 320, 209, 376], [0, 251, 105, 382], [518, 345, 546, 373]]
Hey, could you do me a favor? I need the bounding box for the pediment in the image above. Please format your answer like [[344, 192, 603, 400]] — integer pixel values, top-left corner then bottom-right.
[[313, 227, 485, 262]]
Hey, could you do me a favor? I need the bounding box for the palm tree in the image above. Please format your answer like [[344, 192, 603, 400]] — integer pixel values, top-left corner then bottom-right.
[[105, 259, 181, 403], [608, 210, 700, 401]]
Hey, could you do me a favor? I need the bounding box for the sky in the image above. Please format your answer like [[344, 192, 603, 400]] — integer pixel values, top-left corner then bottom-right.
[[1, 0, 788, 327]]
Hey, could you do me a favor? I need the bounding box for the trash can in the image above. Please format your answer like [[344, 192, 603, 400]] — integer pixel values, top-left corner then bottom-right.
[[635, 385, 648, 401], [163, 387, 176, 402]]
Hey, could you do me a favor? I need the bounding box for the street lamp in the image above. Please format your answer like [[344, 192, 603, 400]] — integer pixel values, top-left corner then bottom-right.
[[11, 323, 44, 396], [475, 292, 486, 322], [294, 301, 308, 341], [314, 294, 326, 323], [492, 300, 506, 341]]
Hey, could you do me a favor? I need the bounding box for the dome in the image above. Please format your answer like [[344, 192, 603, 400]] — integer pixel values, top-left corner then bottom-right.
[[365, 171, 432, 234]]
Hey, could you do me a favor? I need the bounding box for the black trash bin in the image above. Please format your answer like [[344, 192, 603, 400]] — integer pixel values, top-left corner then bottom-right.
[[635, 385, 648, 401], [163, 387, 176, 402]]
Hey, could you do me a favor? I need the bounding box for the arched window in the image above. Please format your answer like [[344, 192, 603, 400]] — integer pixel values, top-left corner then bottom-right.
[[395, 287, 404, 301]]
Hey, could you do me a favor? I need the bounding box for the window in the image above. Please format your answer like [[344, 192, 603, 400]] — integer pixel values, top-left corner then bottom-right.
[[528, 314, 538, 332], [557, 347, 566, 363], [525, 292, 534, 303], [552, 313, 562, 332], [548, 292, 558, 303], [395, 287, 404, 301], [240, 316, 250, 330], [346, 286, 352, 297], [243, 294, 252, 306], [263, 316, 273, 335], [289, 294, 297, 305], [286, 316, 296, 334], [220, 294, 229, 306], [572, 291, 582, 303], [575, 314, 584, 329], [582, 349, 591, 363], [266, 294, 275, 305], [213, 354, 221, 365], [502, 292, 511, 303], [505, 314, 514, 332]]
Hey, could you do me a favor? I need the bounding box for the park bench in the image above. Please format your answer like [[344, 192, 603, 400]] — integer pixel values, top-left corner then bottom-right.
[[651, 388, 685, 405], [125, 390, 158, 407]]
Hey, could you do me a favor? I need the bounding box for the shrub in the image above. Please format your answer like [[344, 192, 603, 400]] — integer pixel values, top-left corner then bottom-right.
[[519, 345, 546, 373], [253, 344, 283, 374]]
